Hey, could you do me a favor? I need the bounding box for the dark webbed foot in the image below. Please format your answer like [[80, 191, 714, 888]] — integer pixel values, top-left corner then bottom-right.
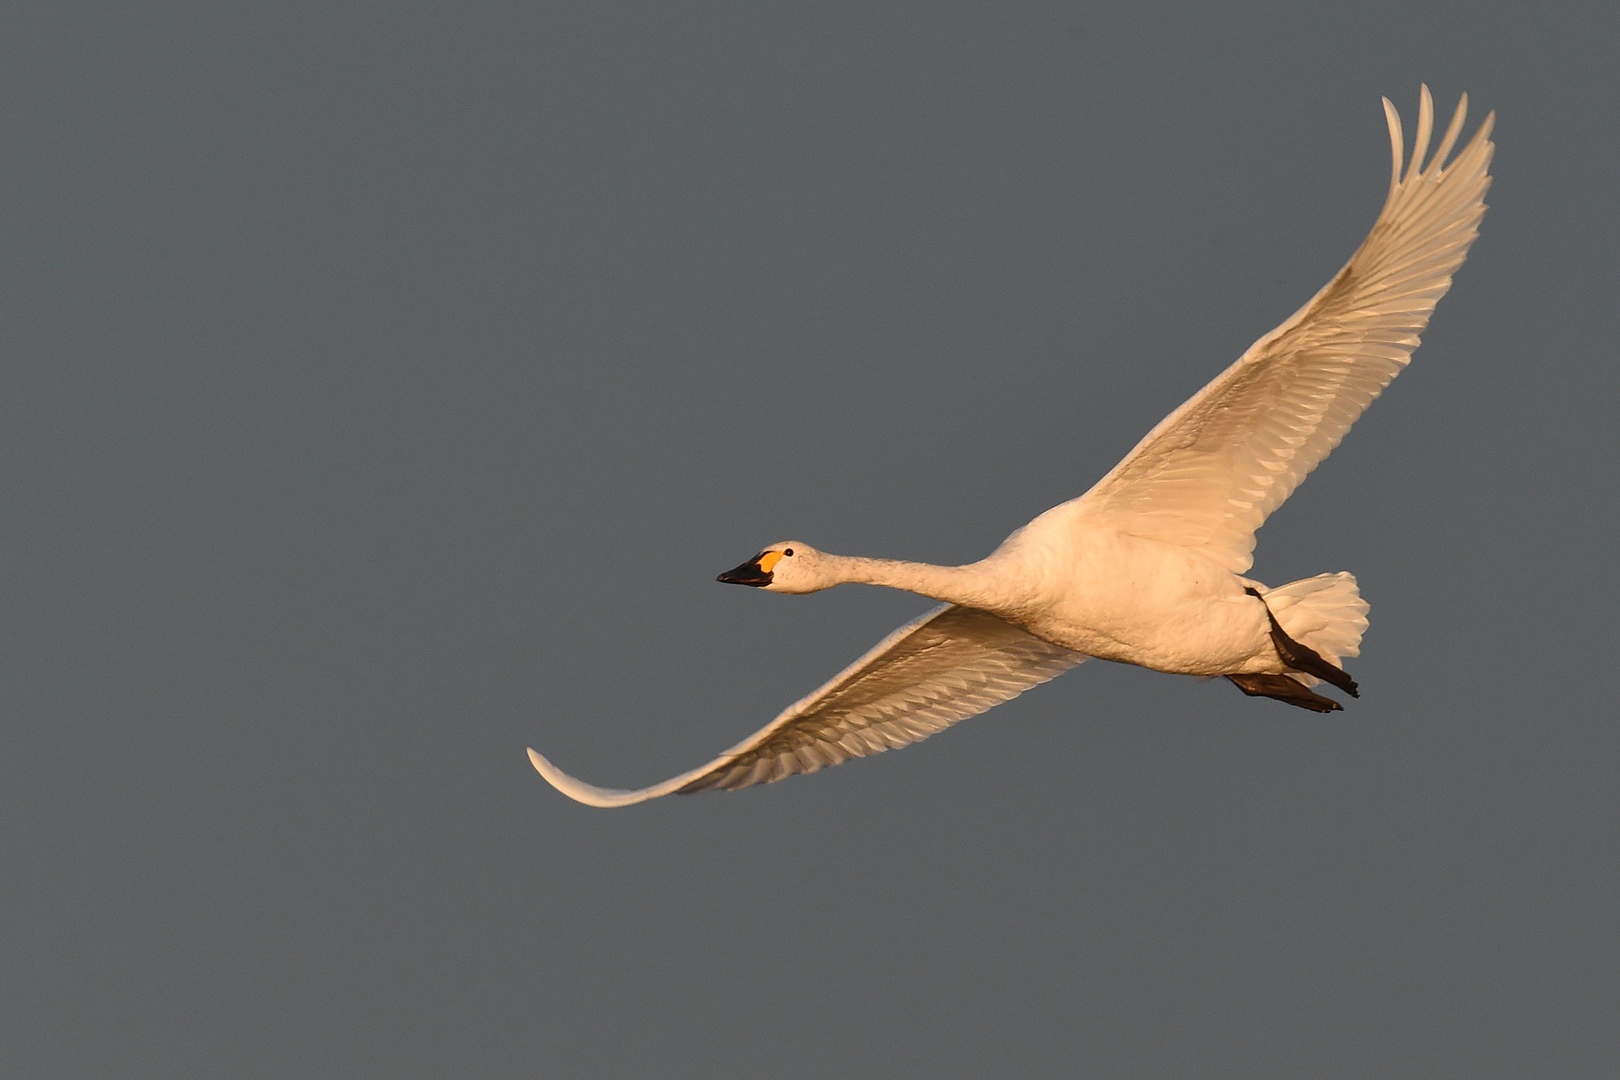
[[1243, 587, 1359, 698], [1226, 673, 1344, 713]]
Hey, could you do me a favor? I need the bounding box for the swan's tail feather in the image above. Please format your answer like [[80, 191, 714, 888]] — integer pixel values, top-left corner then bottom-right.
[[1257, 572, 1369, 687]]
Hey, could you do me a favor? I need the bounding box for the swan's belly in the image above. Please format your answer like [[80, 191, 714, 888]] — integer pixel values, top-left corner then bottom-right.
[[1017, 530, 1273, 675]]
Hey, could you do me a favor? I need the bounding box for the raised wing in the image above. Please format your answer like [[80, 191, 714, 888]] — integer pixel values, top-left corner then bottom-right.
[[1073, 87, 1494, 573], [528, 604, 1086, 807]]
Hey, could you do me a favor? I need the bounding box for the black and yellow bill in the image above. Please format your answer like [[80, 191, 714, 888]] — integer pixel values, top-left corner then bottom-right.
[[717, 550, 784, 587]]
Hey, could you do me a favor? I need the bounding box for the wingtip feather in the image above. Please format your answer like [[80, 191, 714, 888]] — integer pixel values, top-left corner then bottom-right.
[[1429, 92, 1468, 174], [1382, 98, 1404, 200], [527, 747, 652, 808], [1406, 85, 1434, 184]]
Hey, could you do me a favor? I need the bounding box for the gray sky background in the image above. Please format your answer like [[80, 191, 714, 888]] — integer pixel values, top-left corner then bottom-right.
[[4, 4, 1617, 1077]]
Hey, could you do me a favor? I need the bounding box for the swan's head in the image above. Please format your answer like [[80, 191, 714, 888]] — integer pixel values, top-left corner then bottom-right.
[[716, 542, 831, 594]]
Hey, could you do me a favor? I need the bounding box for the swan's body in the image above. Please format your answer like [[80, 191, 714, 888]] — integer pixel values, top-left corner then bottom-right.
[[747, 531, 1274, 674], [530, 88, 1494, 807]]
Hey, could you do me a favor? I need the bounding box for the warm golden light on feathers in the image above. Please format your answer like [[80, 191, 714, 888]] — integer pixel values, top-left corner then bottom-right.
[[528, 87, 1494, 807]]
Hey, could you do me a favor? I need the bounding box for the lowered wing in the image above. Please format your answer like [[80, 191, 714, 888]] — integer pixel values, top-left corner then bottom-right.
[[529, 604, 1086, 807]]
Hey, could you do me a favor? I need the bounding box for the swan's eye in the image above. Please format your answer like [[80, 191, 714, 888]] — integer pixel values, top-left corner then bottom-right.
[[757, 550, 785, 573], [783, 548, 794, 557]]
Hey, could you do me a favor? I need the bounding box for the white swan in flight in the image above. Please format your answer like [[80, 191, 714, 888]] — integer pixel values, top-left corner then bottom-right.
[[530, 87, 1494, 807]]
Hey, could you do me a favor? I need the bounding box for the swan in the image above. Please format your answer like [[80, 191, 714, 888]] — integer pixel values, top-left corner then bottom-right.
[[530, 87, 1493, 807]]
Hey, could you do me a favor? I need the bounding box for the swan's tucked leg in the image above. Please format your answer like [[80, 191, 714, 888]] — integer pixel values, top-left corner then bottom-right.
[[1226, 673, 1344, 713], [1244, 587, 1360, 698]]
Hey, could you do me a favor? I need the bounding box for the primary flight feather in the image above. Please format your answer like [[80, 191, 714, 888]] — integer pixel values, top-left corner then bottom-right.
[[530, 87, 1494, 807]]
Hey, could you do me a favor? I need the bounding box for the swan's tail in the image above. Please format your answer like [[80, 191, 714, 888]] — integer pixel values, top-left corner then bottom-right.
[[1259, 572, 1369, 687]]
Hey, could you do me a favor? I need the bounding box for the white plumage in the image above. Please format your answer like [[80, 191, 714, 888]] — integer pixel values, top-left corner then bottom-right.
[[530, 87, 1493, 807], [531, 604, 1083, 806], [1077, 89, 1493, 574]]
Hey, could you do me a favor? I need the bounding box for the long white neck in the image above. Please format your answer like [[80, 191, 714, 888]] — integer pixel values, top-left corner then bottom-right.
[[821, 553, 1022, 613]]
